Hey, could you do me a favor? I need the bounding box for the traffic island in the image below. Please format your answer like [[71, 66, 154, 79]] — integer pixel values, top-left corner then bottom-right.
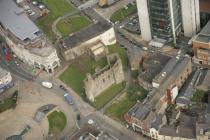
[[47, 111, 67, 135]]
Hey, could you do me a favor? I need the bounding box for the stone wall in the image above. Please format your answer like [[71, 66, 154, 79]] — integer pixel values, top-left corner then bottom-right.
[[62, 27, 116, 61], [84, 53, 124, 102]]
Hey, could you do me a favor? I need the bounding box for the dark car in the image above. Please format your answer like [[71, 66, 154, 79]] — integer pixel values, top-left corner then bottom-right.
[[76, 114, 81, 121], [59, 85, 68, 92]]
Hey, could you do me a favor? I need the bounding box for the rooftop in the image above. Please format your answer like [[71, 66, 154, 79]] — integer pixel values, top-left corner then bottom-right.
[[146, 56, 191, 107], [176, 68, 200, 106], [70, 124, 118, 140], [153, 56, 179, 84], [127, 56, 191, 125], [0, 0, 40, 41], [138, 53, 170, 83], [29, 45, 55, 57], [127, 102, 150, 121], [159, 113, 196, 139], [63, 21, 112, 49], [195, 20, 210, 43]]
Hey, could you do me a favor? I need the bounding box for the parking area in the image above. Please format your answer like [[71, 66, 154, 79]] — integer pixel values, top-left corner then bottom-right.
[[17, 0, 49, 21], [122, 14, 140, 34]]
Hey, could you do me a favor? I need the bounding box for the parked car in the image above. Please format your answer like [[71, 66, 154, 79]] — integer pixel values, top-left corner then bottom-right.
[[29, 12, 35, 16], [76, 114, 81, 121], [38, 4, 46, 9], [14, 61, 19, 66], [32, 1, 38, 6], [41, 81, 53, 89], [64, 93, 74, 105], [142, 47, 148, 51], [59, 85, 68, 92]]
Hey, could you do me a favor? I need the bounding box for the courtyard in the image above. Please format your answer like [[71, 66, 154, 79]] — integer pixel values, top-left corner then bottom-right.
[[36, 0, 76, 41], [57, 14, 91, 37], [59, 44, 128, 108], [59, 55, 108, 99]]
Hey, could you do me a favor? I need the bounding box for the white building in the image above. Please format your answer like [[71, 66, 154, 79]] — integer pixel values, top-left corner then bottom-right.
[[0, 0, 60, 73], [137, 0, 200, 44], [5, 37, 60, 73], [0, 67, 13, 92], [181, 0, 200, 37], [136, 0, 152, 41]]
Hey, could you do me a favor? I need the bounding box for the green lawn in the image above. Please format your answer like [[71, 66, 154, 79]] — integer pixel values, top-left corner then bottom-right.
[[131, 70, 139, 79], [57, 14, 91, 37], [59, 55, 107, 98], [191, 90, 206, 103], [92, 82, 126, 109], [127, 84, 148, 101], [105, 84, 148, 121], [47, 111, 67, 135], [36, 16, 56, 41], [107, 44, 128, 70], [110, 4, 137, 23], [0, 91, 18, 113], [36, 0, 76, 41], [105, 96, 136, 121]]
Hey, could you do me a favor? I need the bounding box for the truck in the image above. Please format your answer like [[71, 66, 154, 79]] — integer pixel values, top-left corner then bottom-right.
[[41, 81, 53, 89], [64, 93, 74, 105]]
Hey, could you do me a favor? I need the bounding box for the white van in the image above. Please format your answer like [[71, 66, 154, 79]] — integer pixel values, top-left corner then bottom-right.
[[41, 82, 53, 89]]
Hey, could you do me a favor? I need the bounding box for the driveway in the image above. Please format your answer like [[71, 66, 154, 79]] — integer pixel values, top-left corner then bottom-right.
[[0, 81, 76, 140]]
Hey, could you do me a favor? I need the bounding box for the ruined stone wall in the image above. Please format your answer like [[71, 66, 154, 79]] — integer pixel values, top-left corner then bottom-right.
[[84, 53, 124, 102]]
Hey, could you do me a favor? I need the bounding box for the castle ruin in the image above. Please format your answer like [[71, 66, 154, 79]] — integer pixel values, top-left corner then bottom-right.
[[84, 53, 124, 102]]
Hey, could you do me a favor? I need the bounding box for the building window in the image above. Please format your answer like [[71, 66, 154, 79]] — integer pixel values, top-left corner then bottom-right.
[[199, 61, 203, 64]]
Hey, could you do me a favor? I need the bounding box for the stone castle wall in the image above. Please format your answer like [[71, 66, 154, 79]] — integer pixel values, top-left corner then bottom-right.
[[84, 53, 124, 102]]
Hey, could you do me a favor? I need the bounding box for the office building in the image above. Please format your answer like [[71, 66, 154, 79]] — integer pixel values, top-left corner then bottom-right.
[[137, 0, 200, 46], [181, 0, 200, 37]]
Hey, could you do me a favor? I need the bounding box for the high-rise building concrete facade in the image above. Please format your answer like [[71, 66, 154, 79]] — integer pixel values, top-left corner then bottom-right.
[[136, 0, 152, 41], [181, 0, 200, 37], [137, 0, 200, 44]]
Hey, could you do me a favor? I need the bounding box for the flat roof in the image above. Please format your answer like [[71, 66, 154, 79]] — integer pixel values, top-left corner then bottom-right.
[[0, 0, 40, 41], [127, 102, 150, 121], [146, 56, 191, 107], [153, 56, 191, 86], [63, 21, 112, 49], [159, 113, 196, 139], [195, 20, 210, 43], [29, 45, 55, 57], [177, 68, 200, 105], [138, 53, 170, 83]]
